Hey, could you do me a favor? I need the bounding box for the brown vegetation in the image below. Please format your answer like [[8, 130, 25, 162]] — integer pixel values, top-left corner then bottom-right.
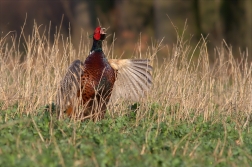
[[0, 23, 251, 128]]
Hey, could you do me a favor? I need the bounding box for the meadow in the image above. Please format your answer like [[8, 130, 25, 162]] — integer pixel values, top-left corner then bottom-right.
[[0, 23, 252, 167]]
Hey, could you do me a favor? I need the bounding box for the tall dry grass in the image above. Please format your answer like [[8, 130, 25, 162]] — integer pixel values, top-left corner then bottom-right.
[[0, 23, 251, 129]]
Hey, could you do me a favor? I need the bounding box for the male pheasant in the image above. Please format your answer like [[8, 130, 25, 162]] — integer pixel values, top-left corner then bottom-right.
[[57, 26, 152, 121]]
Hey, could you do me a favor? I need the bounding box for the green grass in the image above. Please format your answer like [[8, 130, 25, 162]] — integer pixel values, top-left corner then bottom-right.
[[0, 104, 251, 167]]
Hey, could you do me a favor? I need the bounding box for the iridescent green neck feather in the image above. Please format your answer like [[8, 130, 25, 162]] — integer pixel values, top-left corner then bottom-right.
[[90, 39, 103, 53]]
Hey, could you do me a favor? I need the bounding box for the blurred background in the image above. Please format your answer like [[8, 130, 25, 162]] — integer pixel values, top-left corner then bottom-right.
[[0, 0, 251, 61]]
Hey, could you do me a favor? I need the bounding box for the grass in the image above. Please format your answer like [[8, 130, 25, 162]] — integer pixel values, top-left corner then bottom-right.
[[0, 104, 252, 167], [0, 22, 252, 166]]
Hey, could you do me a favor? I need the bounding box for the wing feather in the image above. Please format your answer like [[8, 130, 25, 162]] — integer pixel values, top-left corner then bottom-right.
[[126, 67, 150, 91], [108, 59, 152, 104], [121, 68, 141, 100], [128, 66, 152, 85], [56, 60, 84, 111]]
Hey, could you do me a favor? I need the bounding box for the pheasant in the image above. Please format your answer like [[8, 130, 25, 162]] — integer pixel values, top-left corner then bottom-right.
[[56, 26, 152, 121]]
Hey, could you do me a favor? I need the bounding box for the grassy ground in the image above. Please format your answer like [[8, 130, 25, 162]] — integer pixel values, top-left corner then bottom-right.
[[0, 23, 252, 166], [0, 104, 252, 167]]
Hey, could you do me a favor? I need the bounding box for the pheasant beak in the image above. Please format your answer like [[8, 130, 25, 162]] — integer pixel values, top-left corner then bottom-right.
[[100, 28, 106, 35]]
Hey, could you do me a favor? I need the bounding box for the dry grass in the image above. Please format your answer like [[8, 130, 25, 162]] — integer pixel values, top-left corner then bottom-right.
[[0, 22, 251, 129]]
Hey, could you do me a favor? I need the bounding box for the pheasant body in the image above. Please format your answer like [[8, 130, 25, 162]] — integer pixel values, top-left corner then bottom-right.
[[57, 26, 153, 121], [72, 50, 116, 119]]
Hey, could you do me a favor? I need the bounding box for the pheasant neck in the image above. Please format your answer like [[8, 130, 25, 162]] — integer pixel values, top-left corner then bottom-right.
[[90, 40, 103, 53]]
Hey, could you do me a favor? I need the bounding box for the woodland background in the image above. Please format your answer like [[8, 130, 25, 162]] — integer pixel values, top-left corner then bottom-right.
[[0, 0, 252, 61]]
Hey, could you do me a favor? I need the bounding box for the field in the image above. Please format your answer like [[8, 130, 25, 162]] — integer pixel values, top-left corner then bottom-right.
[[0, 24, 252, 167]]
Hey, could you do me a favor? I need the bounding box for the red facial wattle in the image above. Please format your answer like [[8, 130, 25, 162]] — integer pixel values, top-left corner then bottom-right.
[[94, 27, 101, 40]]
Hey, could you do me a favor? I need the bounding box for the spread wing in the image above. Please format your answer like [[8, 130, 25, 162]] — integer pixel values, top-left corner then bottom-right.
[[108, 59, 152, 104], [56, 60, 85, 111]]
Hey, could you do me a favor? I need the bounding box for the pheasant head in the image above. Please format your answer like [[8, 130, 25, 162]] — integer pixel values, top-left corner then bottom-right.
[[93, 26, 106, 41]]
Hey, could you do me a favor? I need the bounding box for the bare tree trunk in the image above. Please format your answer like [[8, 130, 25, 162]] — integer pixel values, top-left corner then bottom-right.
[[220, 0, 249, 54], [192, 0, 205, 39], [60, 0, 95, 49]]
